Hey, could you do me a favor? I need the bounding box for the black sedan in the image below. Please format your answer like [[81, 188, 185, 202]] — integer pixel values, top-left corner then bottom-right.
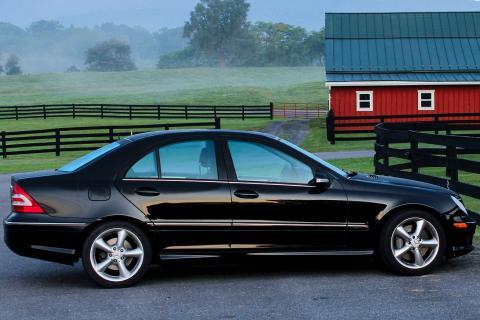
[[4, 130, 476, 287]]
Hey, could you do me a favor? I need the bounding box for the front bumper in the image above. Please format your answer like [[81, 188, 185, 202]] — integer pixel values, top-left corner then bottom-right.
[[446, 214, 476, 259], [4, 213, 91, 265]]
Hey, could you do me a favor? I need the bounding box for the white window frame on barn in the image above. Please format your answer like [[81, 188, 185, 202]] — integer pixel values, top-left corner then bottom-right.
[[418, 90, 435, 111], [356, 91, 373, 112]]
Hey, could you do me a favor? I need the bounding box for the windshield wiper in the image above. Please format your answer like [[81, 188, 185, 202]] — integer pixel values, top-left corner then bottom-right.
[[344, 170, 357, 177]]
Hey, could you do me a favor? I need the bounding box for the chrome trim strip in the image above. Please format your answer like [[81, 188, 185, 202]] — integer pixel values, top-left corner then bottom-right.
[[234, 220, 348, 228], [347, 222, 370, 230], [4, 221, 88, 227], [150, 220, 369, 229], [152, 220, 231, 227], [122, 178, 314, 188], [160, 254, 221, 260], [165, 244, 229, 250], [247, 250, 374, 256]]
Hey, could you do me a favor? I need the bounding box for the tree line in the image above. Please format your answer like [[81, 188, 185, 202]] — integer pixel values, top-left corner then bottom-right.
[[158, 0, 325, 68], [0, 0, 325, 73]]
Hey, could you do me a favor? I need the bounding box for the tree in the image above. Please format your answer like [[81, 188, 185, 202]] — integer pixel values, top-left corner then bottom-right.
[[184, 0, 250, 67], [66, 65, 80, 72], [304, 29, 325, 65], [250, 22, 310, 66], [27, 20, 64, 33], [85, 40, 136, 72], [5, 54, 22, 75]]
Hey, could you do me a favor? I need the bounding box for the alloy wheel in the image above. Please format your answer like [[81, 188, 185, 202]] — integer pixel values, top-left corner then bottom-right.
[[89, 228, 145, 282], [390, 217, 440, 270]]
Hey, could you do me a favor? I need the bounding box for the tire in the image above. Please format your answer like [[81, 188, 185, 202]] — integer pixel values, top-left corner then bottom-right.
[[82, 221, 152, 288], [378, 209, 446, 276]]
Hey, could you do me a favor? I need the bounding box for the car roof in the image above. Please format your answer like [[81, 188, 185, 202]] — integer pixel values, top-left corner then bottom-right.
[[125, 129, 279, 142]]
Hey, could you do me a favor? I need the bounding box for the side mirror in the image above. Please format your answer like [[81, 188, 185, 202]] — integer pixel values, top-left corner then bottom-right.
[[314, 176, 331, 188]]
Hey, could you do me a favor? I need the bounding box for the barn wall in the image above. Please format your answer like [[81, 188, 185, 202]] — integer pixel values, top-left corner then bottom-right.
[[330, 85, 480, 117]]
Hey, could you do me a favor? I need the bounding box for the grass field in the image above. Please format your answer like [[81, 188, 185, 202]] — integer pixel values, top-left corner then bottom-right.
[[0, 67, 327, 106]]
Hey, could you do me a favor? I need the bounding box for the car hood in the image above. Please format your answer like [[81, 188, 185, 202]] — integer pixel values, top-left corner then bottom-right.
[[349, 173, 453, 194]]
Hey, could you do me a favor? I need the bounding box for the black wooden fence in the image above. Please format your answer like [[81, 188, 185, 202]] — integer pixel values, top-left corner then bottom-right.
[[327, 110, 480, 144], [0, 103, 273, 120], [374, 122, 480, 205], [0, 118, 220, 158]]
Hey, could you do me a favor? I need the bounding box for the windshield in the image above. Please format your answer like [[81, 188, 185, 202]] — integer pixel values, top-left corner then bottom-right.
[[279, 139, 348, 177], [59, 142, 122, 172]]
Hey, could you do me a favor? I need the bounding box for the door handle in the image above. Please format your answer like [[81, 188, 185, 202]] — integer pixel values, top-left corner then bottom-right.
[[135, 187, 160, 197], [234, 190, 259, 199]]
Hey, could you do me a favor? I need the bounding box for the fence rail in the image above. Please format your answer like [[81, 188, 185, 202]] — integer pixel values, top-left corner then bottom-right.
[[273, 103, 328, 119], [374, 122, 480, 206], [0, 118, 220, 158], [0, 103, 273, 120], [326, 110, 480, 144]]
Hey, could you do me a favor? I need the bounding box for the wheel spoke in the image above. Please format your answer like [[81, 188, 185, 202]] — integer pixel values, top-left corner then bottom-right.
[[413, 248, 425, 266], [421, 239, 439, 249], [95, 258, 112, 273], [117, 260, 130, 279], [123, 248, 143, 258], [394, 245, 411, 258], [413, 219, 426, 238], [94, 238, 112, 253], [394, 226, 411, 241], [116, 229, 128, 248]]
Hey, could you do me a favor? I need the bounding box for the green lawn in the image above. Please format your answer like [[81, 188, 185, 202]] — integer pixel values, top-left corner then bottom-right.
[[0, 67, 327, 106]]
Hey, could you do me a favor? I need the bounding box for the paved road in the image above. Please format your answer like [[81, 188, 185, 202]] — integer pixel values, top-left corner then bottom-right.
[[0, 173, 479, 319]]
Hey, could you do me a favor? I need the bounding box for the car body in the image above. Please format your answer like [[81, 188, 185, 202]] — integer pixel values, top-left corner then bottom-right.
[[4, 130, 476, 287]]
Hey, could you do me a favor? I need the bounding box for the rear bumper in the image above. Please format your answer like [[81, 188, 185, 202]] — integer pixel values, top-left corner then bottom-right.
[[3, 213, 90, 265]]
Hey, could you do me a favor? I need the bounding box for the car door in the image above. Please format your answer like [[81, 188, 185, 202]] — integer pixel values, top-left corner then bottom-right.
[[224, 137, 348, 251], [117, 137, 232, 253]]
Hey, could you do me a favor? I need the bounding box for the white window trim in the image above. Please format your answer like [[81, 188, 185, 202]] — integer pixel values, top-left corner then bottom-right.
[[418, 90, 435, 111], [356, 91, 373, 112]]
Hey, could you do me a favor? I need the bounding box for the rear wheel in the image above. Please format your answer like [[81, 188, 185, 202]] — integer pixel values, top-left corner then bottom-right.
[[82, 221, 152, 288], [379, 210, 445, 275]]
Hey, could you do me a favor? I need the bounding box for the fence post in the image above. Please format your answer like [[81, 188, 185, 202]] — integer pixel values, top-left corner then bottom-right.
[[242, 105, 245, 120], [269, 102, 274, 120], [55, 129, 60, 156], [15, 106, 18, 120], [109, 128, 114, 142], [165, 125, 170, 131], [326, 110, 335, 144], [184, 105, 188, 119], [446, 144, 458, 184], [72, 104, 76, 118], [100, 104, 104, 119], [157, 105, 161, 120], [215, 117, 221, 129], [434, 115, 439, 134], [1, 131, 6, 158], [129, 105, 132, 120], [43, 105, 47, 119], [410, 133, 419, 174], [213, 106, 217, 119]]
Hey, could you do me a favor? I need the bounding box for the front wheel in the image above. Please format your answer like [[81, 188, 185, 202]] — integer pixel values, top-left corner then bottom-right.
[[82, 221, 152, 288], [379, 210, 446, 275]]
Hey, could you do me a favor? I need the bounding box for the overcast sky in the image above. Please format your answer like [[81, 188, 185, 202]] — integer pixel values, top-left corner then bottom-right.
[[2, 0, 480, 31]]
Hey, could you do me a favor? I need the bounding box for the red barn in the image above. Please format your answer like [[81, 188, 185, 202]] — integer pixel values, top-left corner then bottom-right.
[[325, 12, 480, 137]]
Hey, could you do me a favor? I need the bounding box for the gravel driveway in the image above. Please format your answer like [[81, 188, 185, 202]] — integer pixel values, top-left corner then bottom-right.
[[0, 173, 479, 320]]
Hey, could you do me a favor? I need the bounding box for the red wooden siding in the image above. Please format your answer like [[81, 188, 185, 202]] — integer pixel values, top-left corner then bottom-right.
[[330, 85, 480, 117]]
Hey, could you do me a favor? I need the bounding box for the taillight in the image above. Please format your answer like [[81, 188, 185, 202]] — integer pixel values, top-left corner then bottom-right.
[[11, 183, 45, 214]]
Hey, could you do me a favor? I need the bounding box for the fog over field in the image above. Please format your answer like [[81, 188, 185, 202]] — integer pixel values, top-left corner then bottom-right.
[[0, 0, 480, 73]]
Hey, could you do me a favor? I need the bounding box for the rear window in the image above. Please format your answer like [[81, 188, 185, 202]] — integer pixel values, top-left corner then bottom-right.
[[59, 142, 122, 172]]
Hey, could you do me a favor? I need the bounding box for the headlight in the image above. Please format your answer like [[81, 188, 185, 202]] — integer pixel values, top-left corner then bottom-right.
[[450, 195, 468, 215]]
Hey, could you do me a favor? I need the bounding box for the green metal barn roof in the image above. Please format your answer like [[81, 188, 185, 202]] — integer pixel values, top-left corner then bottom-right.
[[325, 12, 480, 84]]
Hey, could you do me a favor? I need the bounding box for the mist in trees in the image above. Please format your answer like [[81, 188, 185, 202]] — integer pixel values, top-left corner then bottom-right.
[[4, 54, 22, 75], [85, 40, 136, 72], [0, 20, 186, 73], [158, 0, 325, 68]]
